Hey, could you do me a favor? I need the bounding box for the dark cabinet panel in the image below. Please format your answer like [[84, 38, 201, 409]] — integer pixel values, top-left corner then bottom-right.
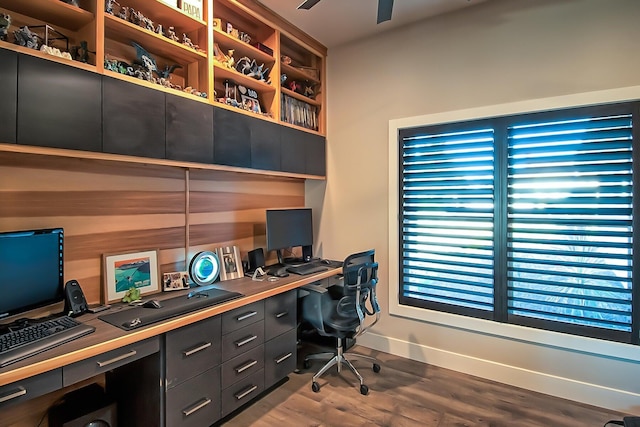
[[213, 107, 251, 168], [250, 118, 280, 171], [280, 126, 306, 174], [305, 132, 326, 176], [166, 94, 214, 163], [17, 55, 101, 151], [103, 77, 165, 159], [0, 49, 17, 144]]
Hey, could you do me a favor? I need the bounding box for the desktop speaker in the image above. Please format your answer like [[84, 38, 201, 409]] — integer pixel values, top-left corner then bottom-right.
[[64, 279, 88, 317], [302, 245, 313, 262], [248, 248, 265, 271]]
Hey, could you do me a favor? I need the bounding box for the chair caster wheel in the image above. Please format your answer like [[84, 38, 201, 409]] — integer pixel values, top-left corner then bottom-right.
[[304, 359, 311, 369], [360, 384, 369, 395], [312, 381, 320, 393], [373, 363, 381, 373]]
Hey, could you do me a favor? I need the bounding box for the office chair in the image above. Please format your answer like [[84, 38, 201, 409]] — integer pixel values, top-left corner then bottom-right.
[[301, 249, 381, 395]]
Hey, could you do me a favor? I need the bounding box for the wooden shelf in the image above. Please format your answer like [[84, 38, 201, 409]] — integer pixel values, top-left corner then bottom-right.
[[213, 28, 274, 65], [0, 40, 97, 72], [280, 62, 320, 85], [103, 69, 210, 102], [0, 0, 94, 31], [114, 0, 206, 33], [105, 14, 206, 64], [214, 61, 275, 92], [281, 87, 321, 107]]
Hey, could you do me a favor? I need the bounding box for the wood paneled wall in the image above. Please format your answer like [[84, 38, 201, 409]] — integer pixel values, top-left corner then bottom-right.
[[0, 152, 305, 307]]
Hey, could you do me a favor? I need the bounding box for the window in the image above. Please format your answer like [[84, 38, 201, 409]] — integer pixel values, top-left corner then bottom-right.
[[399, 102, 638, 344]]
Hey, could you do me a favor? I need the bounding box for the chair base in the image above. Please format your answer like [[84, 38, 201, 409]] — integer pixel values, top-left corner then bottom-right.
[[304, 338, 380, 395]]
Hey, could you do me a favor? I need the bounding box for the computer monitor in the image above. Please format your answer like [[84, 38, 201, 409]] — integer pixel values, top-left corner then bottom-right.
[[0, 228, 64, 320], [266, 208, 313, 265]]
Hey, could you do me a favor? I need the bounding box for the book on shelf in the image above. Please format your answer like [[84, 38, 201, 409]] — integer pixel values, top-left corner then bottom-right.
[[281, 94, 318, 131]]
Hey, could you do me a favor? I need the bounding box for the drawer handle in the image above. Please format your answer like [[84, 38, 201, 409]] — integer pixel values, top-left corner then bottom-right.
[[235, 359, 258, 374], [235, 335, 258, 347], [182, 398, 212, 417], [236, 311, 258, 322], [274, 352, 293, 364], [183, 342, 212, 357], [275, 311, 288, 318], [96, 350, 137, 368], [235, 384, 258, 400], [0, 387, 27, 403]]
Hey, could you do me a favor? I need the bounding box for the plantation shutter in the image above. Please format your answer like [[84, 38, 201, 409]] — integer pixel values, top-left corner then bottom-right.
[[400, 127, 495, 315], [507, 113, 633, 337]]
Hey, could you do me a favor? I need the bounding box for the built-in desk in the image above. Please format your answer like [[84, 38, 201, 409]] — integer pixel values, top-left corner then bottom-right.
[[0, 267, 340, 426]]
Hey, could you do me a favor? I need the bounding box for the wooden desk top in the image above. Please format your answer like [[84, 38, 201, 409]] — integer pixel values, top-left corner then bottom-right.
[[0, 267, 340, 386]]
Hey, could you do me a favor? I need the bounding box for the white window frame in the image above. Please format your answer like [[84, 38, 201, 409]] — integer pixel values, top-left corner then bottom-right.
[[388, 85, 640, 363]]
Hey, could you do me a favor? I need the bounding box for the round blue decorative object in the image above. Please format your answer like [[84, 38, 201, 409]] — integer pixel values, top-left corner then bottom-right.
[[189, 251, 220, 286]]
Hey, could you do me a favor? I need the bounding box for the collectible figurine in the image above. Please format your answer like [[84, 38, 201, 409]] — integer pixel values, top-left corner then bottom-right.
[[182, 33, 195, 49], [155, 24, 164, 37], [70, 40, 94, 63], [118, 6, 129, 21], [0, 13, 10, 42], [157, 64, 181, 80], [166, 26, 179, 42], [14, 26, 39, 50], [105, 0, 119, 15], [132, 41, 157, 81], [61, 0, 80, 6]]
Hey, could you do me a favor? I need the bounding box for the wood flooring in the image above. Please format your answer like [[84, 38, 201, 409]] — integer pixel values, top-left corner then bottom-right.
[[220, 345, 631, 427]]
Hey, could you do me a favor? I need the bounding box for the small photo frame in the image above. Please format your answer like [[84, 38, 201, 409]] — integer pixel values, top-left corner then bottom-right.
[[241, 94, 261, 113], [216, 246, 244, 281], [103, 250, 160, 303], [163, 271, 190, 291]]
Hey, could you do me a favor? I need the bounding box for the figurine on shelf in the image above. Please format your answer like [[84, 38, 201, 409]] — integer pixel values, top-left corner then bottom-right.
[[157, 64, 182, 80], [14, 26, 39, 50], [182, 33, 195, 50], [118, 6, 129, 21], [70, 40, 94, 63], [155, 24, 164, 37], [105, 0, 119, 15], [142, 16, 155, 32], [0, 13, 11, 42], [132, 41, 157, 82], [166, 26, 179, 42], [61, 0, 80, 7]]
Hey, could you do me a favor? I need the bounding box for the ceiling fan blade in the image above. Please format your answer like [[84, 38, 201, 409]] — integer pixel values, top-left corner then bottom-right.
[[377, 0, 394, 23], [297, 0, 321, 10]]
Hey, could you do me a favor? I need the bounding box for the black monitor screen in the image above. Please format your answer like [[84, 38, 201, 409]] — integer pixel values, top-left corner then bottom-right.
[[0, 228, 64, 319], [266, 208, 313, 252]]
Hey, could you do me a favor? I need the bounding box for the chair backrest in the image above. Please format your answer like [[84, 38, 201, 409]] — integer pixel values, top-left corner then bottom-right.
[[338, 249, 380, 337]]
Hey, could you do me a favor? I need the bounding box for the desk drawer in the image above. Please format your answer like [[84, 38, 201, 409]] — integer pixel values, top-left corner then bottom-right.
[[166, 365, 221, 427], [221, 344, 264, 389], [222, 320, 264, 362], [0, 368, 62, 409], [265, 328, 297, 388], [221, 300, 264, 335], [63, 337, 159, 386], [166, 315, 221, 389], [221, 368, 264, 417], [265, 290, 297, 341]]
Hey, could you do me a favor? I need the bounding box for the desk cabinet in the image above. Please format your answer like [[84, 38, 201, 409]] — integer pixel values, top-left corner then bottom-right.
[[0, 368, 61, 409], [165, 365, 221, 427], [264, 290, 298, 388]]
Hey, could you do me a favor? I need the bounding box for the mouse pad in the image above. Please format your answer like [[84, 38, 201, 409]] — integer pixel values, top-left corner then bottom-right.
[[99, 288, 243, 330]]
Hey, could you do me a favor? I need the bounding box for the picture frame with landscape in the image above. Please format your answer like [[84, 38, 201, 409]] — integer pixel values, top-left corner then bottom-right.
[[103, 249, 160, 303]]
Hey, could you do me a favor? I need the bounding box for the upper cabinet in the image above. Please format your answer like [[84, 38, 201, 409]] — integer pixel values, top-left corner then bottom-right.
[[0, 0, 325, 133]]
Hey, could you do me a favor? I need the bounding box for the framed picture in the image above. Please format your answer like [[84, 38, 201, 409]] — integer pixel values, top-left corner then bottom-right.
[[241, 94, 261, 113], [103, 250, 160, 303], [216, 246, 244, 281], [163, 271, 190, 291]]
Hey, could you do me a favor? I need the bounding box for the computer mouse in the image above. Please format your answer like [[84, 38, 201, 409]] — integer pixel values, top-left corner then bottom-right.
[[268, 267, 289, 277], [321, 259, 331, 265], [142, 299, 162, 309]]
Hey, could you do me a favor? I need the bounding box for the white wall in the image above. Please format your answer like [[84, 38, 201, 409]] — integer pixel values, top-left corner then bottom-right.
[[307, 0, 640, 412]]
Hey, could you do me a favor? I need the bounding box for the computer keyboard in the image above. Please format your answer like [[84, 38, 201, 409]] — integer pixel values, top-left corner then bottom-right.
[[287, 263, 329, 276], [0, 316, 95, 368]]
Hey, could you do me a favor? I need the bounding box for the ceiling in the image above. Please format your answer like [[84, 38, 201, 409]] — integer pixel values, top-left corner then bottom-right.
[[257, 0, 487, 49]]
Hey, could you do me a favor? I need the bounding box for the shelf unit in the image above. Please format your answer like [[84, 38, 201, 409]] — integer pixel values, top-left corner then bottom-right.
[[0, 0, 326, 142]]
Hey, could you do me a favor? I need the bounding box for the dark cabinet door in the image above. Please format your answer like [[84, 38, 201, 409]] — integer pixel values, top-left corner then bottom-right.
[[280, 126, 306, 174], [166, 94, 214, 163], [103, 77, 165, 159], [213, 107, 251, 168], [0, 49, 17, 144], [250, 118, 280, 171], [17, 55, 101, 151], [305, 133, 326, 176]]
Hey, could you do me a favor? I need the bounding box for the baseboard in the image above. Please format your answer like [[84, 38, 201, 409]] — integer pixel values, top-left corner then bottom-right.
[[357, 332, 640, 412]]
